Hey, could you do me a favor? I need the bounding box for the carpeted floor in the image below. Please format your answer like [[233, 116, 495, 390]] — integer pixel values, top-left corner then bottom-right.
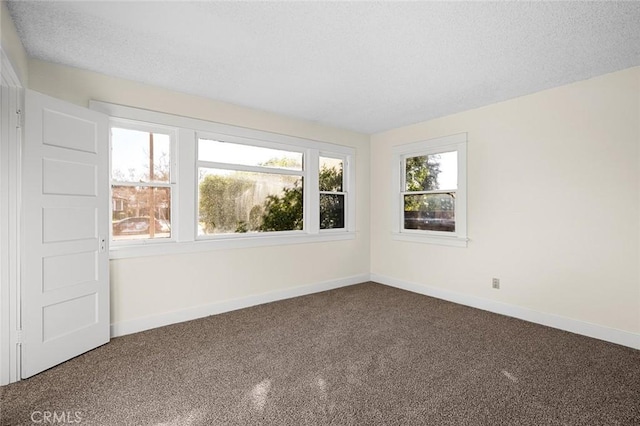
[[1, 282, 639, 425]]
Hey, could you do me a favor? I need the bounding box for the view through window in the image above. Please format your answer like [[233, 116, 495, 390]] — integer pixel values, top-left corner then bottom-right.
[[319, 156, 345, 229], [103, 101, 356, 254], [111, 127, 173, 241], [197, 139, 304, 235], [403, 151, 457, 232]]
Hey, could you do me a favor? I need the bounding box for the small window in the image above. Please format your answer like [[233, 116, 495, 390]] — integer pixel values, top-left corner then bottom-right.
[[403, 151, 457, 232], [392, 133, 467, 247], [110, 124, 175, 242], [197, 138, 305, 236], [319, 156, 345, 230]]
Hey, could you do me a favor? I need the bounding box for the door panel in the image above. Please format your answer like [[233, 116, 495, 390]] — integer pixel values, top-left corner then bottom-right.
[[43, 158, 97, 196], [42, 251, 97, 292], [43, 293, 97, 342], [42, 207, 97, 242], [22, 90, 109, 378], [42, 109, 98, 153]]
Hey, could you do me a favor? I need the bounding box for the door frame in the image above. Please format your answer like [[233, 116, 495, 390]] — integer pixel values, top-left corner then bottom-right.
[[0, 47, 24, 385]]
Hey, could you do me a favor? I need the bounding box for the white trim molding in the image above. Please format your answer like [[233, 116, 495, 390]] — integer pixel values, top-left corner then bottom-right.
[[1, 48, 22, 88], [370, 273, 640, 350], [0, 47, 24, 385], [110, 273, 369, 337]]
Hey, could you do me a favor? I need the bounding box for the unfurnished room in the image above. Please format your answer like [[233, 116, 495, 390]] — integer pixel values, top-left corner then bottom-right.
[[0, 1, 639, 425]]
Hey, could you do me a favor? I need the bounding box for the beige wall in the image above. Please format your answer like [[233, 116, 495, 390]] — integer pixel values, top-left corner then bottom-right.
[[371, 67, 640, 334], [22, 58, 640, 339], [28, 60, 371, 327], [28, 59, 360, 143], [1, 1, 28, 84]]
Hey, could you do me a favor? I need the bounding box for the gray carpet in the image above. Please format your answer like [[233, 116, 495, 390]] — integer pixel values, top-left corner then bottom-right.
[[1, 282, 639, 425]]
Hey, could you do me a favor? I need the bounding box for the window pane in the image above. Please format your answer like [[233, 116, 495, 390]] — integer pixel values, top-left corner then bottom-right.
[[405, 151, 457, 192], [319, 157, 343, 192], [198, 168, 303, 235], [198, 139, 303, 171], [404, 193, 455, 232], [320, 194, 345, 229], [112, 186, 171, 240], [111, 128, 171, 183]]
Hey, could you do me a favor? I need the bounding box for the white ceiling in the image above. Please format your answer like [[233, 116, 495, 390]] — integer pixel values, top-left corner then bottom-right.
[[7, 1, 640, 134]]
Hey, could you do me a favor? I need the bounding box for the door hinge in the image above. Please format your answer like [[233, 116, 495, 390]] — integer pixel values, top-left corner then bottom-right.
[[15, 329, 23, 344], [16, 109, 22, 129]]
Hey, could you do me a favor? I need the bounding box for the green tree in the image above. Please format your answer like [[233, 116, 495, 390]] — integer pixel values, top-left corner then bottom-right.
[[258, 181, 304, 232], [260, 157, 302, 169], [198, 158, 346, 234], [319, 165, 344, 229], [319, 164, 342, 192], [258, 164, 344, 231], [405, 154, 441, 192], [199, 174, 252, 233], [402, 154, 455, 231], [404, 154, 442, 213]]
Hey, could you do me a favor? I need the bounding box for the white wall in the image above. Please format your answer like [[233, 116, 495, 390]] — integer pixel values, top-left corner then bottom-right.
[[371, 67, 640, 339], [28, 60, 371, 332]]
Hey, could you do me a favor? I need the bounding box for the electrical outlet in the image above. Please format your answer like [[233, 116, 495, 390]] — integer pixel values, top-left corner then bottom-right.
[[492, 278, 500, 289]]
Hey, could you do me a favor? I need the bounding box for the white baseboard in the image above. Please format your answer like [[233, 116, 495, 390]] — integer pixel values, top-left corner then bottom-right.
[[110, 273, 369, 338], [370, 273, 640, 350], [111, 272, 640, 350]]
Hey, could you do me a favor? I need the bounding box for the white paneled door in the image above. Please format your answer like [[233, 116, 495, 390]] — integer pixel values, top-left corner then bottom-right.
[[21, 90, 109, 378]]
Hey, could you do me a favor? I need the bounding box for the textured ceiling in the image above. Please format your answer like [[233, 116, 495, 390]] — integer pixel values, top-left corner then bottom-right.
[[7, 1, 640, 134]]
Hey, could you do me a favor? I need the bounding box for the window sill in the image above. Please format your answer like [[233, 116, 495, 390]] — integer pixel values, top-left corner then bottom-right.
[[109, 231, 357, 259], [392, 232, 468, 248]]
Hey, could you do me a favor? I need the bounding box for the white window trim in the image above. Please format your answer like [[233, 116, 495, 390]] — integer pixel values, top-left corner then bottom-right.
[[391, 133, 468, 248], [195, 132, 306, 239], [90, 101, 356, 259]]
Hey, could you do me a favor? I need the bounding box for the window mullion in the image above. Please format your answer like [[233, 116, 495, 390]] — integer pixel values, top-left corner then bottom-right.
[[306, 149, 320, 234], [177, 128, 196, 242], [196, 161, 303, 177], [319, 191, 346, 195], [112, 181, 173, 188], [401, 189, 457, 196]]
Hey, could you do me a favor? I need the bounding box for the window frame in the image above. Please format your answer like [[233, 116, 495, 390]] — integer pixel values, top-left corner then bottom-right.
[[91, 101, 356, 259], [195, 131, 307, 239], [319, 152, 349, 233], [391, 133, 468, 247], [109, 118, 178, 247]]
